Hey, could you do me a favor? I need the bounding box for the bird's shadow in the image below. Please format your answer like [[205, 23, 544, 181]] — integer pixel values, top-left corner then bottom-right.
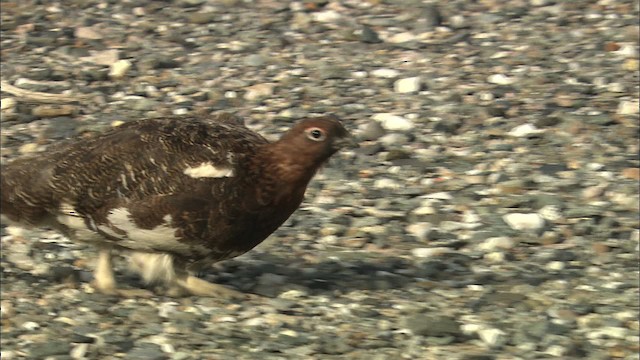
[[1, 240, 570, 305]]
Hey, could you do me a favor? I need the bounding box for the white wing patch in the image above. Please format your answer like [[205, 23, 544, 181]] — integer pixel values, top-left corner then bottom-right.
[[100, 208, 206, 254], [183, 162, 234, 178]]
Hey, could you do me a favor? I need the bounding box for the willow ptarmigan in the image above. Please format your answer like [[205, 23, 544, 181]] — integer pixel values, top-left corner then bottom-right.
[[0, 113, 357, 298]]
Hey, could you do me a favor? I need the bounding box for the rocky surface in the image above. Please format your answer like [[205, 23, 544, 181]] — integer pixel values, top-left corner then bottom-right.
[[1, 0, 638, 359]]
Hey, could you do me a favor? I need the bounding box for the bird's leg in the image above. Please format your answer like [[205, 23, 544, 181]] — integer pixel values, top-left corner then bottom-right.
[[127, 252, 245, 299], [174, 274, 246, 299], [91, 248, 152, 297], [92, 248, 117, 293], [169, 261, 246, 299]]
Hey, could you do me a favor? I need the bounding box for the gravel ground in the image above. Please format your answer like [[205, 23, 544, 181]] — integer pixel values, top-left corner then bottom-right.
[[1, 0, 639, 359]]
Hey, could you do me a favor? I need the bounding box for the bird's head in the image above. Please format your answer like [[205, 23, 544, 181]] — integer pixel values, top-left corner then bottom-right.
[[274, 115, 358, 165]]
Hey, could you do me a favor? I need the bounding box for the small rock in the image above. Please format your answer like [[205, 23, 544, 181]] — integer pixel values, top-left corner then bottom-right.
[[582, 184, 608, 199], [538, 205, 562, 221], [617, 100, 639, 115], [109, 59, 132, 79], [188, 12, 217, 24], [402, 315, 462, 337], [30, 341, 71, 358], [357, 121, 386, 141], [621, 167, 640, 180], [32, 104, 77, 118], [503, 213, 545, 232], [371, 68, 399, 78], [406, 223, 434, 242], [244, 83, 275, 101], [244, 54, 266, 67], [388, 32, 417, 43], [487, 74, 515, 85], [508, 123, 543, 137], [312, 10, 341, 23], [394, 76, 421, 93], [478, 237, 515, 252], [546, 261, 565, 271], [19, 143, 40, 154], [478, 328, 507, 348], [361, 26, 382, 43], [75, 26, 103, 39], [411, 247, 452, 258], [1, 97, 17, 111], [372, 113, 415, 131]]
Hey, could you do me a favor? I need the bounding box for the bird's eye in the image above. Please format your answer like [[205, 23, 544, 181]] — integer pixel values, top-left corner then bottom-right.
[[306, 127, 326, 141]]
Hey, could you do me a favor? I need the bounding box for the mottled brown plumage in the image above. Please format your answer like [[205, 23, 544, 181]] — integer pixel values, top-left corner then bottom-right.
[[1, 113, 356, 297]]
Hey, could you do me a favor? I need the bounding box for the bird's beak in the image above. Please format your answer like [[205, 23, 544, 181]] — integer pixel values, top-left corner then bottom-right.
[[333, 134, 360, 149]]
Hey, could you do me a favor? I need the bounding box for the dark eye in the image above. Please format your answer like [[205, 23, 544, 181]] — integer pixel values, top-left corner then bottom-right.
[[306, 127, 326, 141]]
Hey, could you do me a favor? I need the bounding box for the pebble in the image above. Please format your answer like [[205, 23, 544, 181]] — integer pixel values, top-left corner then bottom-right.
[[508, 123, 543, 137], [371, 113, 414, 131], [538, 205, 562, 221], [621, 168, 640, 180], [478, 237, 515, 252], [109, 59, 133, 79], [371, 68, 400, 78], [0, 97, 17, 111], [244, 83, 275, 101], [617, 100, 639, 115], [32, 104, 77, 118], [478, 328, 507, 349], [411, 247, 452, 258], [394, 76, 422, 93], [503, 213, 545, 232], [487, 74, 516, 85], [312, 10, 341, 23], [406, 223, 434, 242]]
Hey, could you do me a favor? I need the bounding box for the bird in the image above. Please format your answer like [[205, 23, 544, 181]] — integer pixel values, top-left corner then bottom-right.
[[0, 112, 357, 298]]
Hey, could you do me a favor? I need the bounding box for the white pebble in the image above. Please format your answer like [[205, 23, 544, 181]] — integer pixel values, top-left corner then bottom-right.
[[538, 205, 562, 221], [0, 97, 16, 111], [371, 68, 400, 78], [478, 237, 515, 251], [388, 32, 417, 43], [372, 113, 415, 131], [587, 326, 628, 339], [21, 321, 40, 330], [244, 83, 275, 101], [485, 251, 507, 262], [503, 213, 545, 231], [615, 44, 638, 58], [0, 351, 16, 360], [487, 74, 515, 85], [406, 223, 433, 242], [617, 100, 639, 115], [70, 343, 89, 359], [508, 123, 543, 137], [394, 76, 421, 93], [546, 261, 565, 271], [424, 192, 453, 200], [411, 247, 451, 258], [373, 178, 402, 189], [109, 59, 132, 79], [478, 328, 507, 348], [279, 290, 307, 299], [19, 143, 40, 154], [312, 10, 341, 22]]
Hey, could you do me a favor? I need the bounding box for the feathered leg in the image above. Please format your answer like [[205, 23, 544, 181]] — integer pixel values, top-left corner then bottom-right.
[[91, 248, 153, 297], [128, 252, 245, 299]]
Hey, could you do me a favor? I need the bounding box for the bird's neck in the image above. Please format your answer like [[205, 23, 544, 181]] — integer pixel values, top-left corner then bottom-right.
[[249, 144, 320, 207]]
